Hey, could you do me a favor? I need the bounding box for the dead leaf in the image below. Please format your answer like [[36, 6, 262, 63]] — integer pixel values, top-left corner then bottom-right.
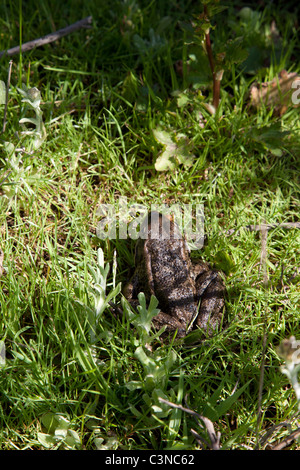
[[250, 70, 300, 115]]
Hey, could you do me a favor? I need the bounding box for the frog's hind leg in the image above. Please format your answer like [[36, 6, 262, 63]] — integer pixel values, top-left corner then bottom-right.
[[152, 311, 187, 338], [196, 271, 225, 333]]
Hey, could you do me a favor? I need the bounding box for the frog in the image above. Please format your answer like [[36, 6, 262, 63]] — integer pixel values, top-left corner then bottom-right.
[[123, 211, 225, 338]]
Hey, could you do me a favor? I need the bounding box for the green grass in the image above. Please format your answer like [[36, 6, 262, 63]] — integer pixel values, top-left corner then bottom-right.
[[0, 0, 299, 450]]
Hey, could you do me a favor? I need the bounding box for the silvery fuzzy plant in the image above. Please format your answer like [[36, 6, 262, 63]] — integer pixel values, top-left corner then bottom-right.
[[0, 81, 46, 153], [76, 248, 178, 422], [84, 248, 162, 351], [85, 248, 121, 345], [0, 80, 47, 200], [17, 83, 47, 150], [277, 336, 300, 410], [122, 293, 179, 421], [74, 248, 121, 364]]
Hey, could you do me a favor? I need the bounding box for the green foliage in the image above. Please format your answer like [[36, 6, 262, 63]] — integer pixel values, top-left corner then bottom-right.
[[123, 293, 161, 340], [37, 413, 81, 449], [192, 1, 249, 108], [122, 293, 183, 435], [248, 123, 291, 157], [153, 128, 195, 171]]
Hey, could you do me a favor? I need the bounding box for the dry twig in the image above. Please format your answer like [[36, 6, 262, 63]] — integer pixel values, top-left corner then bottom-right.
[[0, 16, 92, 59], [226, 222, 300, 237], [257, 417, 300, 450], [271, 427, 300, 450], [158, 397, 221, 450], [255, 223, 269, 446]]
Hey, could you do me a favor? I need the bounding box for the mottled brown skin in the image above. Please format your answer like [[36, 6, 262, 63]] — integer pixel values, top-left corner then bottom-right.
[[124, 212, 225, 338]]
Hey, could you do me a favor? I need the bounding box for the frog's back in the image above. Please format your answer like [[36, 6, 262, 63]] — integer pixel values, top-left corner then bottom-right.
[[146, 238, 197, 325]]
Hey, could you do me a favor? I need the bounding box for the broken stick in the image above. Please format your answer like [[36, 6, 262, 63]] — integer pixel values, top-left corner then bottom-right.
[[226, 222, 300, 237], [0, 16, 92, 59]]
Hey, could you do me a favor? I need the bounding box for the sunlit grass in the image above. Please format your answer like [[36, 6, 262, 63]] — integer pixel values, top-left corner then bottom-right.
[[0, 0, 299, 450]]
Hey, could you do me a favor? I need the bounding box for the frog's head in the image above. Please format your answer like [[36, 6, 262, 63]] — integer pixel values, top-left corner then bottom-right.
[[134, 211, 185, 264], [139, 211, 183, 240]]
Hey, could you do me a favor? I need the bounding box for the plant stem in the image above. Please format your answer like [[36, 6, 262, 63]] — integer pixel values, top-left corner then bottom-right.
[[19, 0, 23, 86], [255, 223, 269, 448], [203, 5, 220, 109]]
